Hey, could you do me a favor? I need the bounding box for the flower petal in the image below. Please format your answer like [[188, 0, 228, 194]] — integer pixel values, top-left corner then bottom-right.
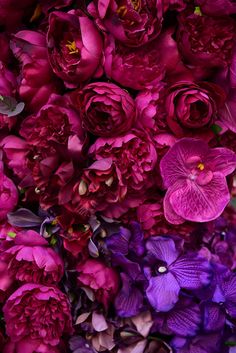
[[146, 237, 179, 265], [169, 173, 230, 222], [146, 272, 180, 312], [160, 138, 209, 188], [170, 255, 211, 289]]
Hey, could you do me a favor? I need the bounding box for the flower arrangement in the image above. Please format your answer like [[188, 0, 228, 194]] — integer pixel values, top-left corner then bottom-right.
[[0, 0, 236, 352]]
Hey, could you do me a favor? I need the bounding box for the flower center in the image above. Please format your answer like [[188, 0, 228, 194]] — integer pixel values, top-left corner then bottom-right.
[[157, 266, 167, 274], [131, 0, 140, 11], [197, 162, 205, 171], [65, 40, 79, 55], [117, 0, 140, 17], [117, 5, 128, 17]]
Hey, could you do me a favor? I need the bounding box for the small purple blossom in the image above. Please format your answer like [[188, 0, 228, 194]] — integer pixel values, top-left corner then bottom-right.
[[144, 236, 211, 311]]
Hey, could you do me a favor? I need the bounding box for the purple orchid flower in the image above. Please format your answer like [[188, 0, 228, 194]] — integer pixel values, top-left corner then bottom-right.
[[171, 333, 222, 353], [106, 223, 146, 317], [152, 297, 202, 337], [213, 271, 236, 317], [160, 138, 236, 224], [144, 237, 211, 312], [202, 301, 225, 333], [69, 336, 97, 353]]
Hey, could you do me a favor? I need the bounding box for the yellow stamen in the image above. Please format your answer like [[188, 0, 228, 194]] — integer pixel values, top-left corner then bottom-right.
[[30, 4, 42, 23], [131, 0, 140, 11], [197, 163, 205, 171], [117, 5, 128, 17], [51, 217, 58, 226], [66, 41, 79, 55], [68, 227, 74, 234]]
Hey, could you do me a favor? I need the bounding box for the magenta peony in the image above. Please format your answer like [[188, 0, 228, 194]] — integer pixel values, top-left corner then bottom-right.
[[0, 136, 30, 180], [177, 9, 236, 69], [88, 0, 163, 47], [104, 29, 192, 90], [3, 284, 73, 346], [3, 338, 64, 353], [3, 230, 64, 284], [20, 94, 84, 155], [195, 0, 236, 16], [165, 81, 225, 137], [74, 82, 136, 137], [77, 259, 119, 308], [11, 30, 61, 113], [47, 10, 103, 88], [0, 162, 18, 221]]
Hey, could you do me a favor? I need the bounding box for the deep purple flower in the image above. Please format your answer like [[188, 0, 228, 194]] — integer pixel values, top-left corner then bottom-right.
[[160, 138, 236, 224], [107, 223, 146, 317], [202, 302, 225, 332], [69, 336, 97, 353], [213, 271, 236, 317], [171, 333, 222, 353], [144, 237, 211, 311], [152, 297, 201, 336]]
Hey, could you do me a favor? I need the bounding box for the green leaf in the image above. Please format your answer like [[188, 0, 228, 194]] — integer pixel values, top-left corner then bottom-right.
[[50, 236, 57, 246], [211, 124, 223, 135], [0, 95, 25, 117], [225, 341, 236, 347]]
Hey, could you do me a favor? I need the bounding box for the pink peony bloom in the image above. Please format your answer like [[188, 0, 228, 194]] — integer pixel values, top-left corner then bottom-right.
[[195, 0, 236, 16], [73, 82, 136, 137], [104, 29, 192, 90], [62, 157, 127, 218], [177, 9, 236, 69], [135, 83, 168, 134], [20, 94, 84, 156], [47, 10, 103, 88], [3, 230, 64, 284], [11, 30, 61, 113], [86, 131, 157, 217], [77, 259, 119, 308], [3, 284, 73, 346], [88, 0, 163, 47], [3, 337, 64, 353], [0, 135, 30, 180], [160, 138, 236, 224], [165, 81, 226, 138], [0, 162, 18, 221]]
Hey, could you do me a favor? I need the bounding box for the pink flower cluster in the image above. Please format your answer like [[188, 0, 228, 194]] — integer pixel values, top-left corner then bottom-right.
[[0, 0, 236, 352]]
